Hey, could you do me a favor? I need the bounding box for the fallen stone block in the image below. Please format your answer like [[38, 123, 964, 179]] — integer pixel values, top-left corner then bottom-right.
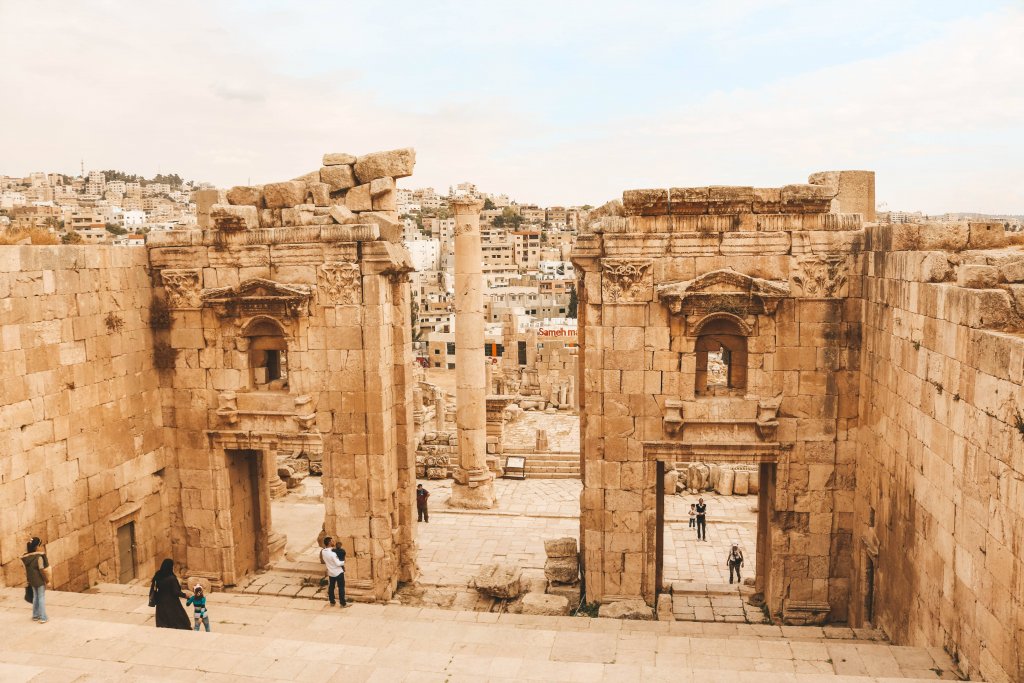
[[733, 470, 750, 495], [359, 211, 402, 242], [544, 556, 579, 584], [520, 593, 569, 616], [999, 258, 1024, 283], [346, 184, 373, 212], [545, 582, 582, 612], [472, 563, 522, 599], [226, 185, 264, 207], [543, 537, 578, 558], [263, 181, 307, 209], [320, 165, 356, 192], [354, 148, 416, 183], [369, 176, 396, 197], [957, 264, 999, 289], [716, 467, 735, 495], [323, 152, 357, 166], [210, 204, 258, 231], [328, 205, 359, 225], [307, 182, 331, 207], [599, 599, 653, 620]]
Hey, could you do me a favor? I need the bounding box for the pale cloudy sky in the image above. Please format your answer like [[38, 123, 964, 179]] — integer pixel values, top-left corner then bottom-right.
[[1, 0, 1022, 213]]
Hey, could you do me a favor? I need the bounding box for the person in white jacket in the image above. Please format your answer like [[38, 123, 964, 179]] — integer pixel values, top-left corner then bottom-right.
[[320, 536, 346, 607]]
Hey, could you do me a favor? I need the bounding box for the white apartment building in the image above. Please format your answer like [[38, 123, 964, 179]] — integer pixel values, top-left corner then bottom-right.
[[405, 239, 440, 271]]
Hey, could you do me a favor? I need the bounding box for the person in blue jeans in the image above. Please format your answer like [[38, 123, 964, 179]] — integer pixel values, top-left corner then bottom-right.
[[22, 537, 50, 624], [186, 584, 210, 632]]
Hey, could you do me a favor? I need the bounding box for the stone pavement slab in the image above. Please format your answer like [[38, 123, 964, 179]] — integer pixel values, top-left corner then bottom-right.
[[0, 586, 965, 681]]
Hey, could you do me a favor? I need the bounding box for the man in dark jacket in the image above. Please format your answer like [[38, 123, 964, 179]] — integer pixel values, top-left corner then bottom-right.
[[416, 484, 430, 522]]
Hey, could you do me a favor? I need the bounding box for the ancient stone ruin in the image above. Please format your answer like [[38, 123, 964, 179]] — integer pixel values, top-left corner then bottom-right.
[[2, 160, 1023, 682], [572, 172, 1024, 681]]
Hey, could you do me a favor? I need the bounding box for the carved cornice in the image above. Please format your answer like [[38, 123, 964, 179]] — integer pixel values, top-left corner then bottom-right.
[[657, 268, 789, 316], [201, 278, 312, 318]]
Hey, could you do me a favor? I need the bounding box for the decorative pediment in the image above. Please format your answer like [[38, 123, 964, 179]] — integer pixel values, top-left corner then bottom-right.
[[201, 278, 312, 318], [657, 268, 789, 316]]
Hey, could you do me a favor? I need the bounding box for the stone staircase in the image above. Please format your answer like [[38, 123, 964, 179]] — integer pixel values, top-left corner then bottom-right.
[[509, 451, 581, 479], [0, 584, 966, 681]]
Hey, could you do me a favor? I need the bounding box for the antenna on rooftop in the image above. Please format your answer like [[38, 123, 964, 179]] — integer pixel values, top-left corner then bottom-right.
[[80, 159, 84, 177]]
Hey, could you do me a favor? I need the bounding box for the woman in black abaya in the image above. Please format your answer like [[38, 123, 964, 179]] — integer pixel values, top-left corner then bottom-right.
[[150, 558, 192, 629]]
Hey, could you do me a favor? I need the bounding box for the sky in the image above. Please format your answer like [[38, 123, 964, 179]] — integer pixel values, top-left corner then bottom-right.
[[1, 0, 1022, 214]]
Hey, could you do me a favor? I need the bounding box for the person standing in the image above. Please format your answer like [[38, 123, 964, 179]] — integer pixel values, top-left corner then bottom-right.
[[149, 558, 192, 629], [22, 537, 50, 624], [331, 540, 348, 607], [688, 503, 696, 529], [695, 497, 707, 541], [320, 536, 345, 607], [186, 584, 211, 632], [416, 484, 430, 523], [727, 543, 745, 584]]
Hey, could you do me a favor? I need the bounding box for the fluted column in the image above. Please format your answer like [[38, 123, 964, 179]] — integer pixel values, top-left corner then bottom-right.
[[448, 197, 496, 508]]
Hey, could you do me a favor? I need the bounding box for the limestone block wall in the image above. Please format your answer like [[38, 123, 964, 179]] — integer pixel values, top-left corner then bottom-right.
[[572, 177, 864, 621], [854, 222, 1024, 683], [0, 245, 171, 590]]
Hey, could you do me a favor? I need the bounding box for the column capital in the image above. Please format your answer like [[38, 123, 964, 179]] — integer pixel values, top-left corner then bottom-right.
[[450, 197, 485, 214]]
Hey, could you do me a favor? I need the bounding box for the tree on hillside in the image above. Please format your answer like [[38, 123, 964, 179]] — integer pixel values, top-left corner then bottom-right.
[[567, 284, 578, 319]]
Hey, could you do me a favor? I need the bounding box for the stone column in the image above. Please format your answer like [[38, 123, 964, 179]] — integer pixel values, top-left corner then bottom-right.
[[448, 197, 496, 508]]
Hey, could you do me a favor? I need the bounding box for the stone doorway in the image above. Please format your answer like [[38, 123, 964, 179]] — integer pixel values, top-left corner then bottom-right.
[[655, 456, 776, 623], [115, 521, 137, 584], [226, 449, 265, 583]]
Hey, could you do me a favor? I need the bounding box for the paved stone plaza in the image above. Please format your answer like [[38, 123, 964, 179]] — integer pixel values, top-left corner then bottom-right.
[[0, 584, 962, 681], [251, 476, 760, 620]]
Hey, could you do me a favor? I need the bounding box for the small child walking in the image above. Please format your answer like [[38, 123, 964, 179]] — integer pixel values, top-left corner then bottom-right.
[[186, 584, 210, 632], [688, 504, 697, 528]]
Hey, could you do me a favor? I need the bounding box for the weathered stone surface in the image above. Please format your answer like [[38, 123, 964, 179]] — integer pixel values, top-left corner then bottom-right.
[[623, 189, 668, 216], [716, 468, 735, 495], [544, 556, 579, 584], [733, 470, 750, 495], [369, 176, 396, 197], [599, 599, 653, 620], [226, 185, 264, 207], [967, 221, 1005, 249], [544, 537, 578, 558], [472, 563, 522, 599], [354, 148, 416, 183], [328, 205, 359, 225], [358, 211, 402, 242], [918, 222, 968, 252], [210, 204, 259, 231], [345, 184, 373, 212], [322, 152, 357, 166], [545, 582, 582, 611], [999, 258, 1024, 283], [263, 181, 307, 209], [957, 264, 999, 289], [307, 182, 331, 207], [520, 592, 569, 616], [320, 165, 356, 193]]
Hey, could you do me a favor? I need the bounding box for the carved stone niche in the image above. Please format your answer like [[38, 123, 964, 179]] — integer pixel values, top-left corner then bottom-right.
[[792, 255, 849, 298], [201, 278, 312, 319], [601, 258, 653, 304], [657, 268, 789, 317]]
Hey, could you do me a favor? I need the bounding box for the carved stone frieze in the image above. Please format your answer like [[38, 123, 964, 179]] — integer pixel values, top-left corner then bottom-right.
[[601, 259, 653, 303], [201, 278, 312, 318], [657, 268, 789, 316], [161, 269, 202, 308], [318, 262, 361, 305], [792, 256, 848, 298]]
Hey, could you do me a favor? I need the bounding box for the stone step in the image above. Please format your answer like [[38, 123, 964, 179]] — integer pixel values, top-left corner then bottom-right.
[[0, 587, 962, 681]]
